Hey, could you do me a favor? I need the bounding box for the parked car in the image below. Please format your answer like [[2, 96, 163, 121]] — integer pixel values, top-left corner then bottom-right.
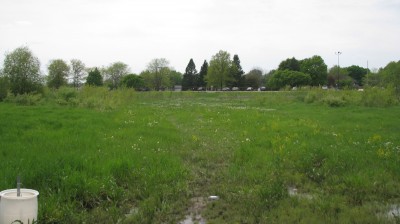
[[197, 87, 206, 91], [222, 87, 231, 91], [246, 87, 253, 91], [258, 86, 266, 91], [232, 87, 239, 91]]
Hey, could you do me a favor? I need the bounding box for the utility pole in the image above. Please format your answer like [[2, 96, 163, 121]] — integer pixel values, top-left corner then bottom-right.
[[335, 51, 342, 89]]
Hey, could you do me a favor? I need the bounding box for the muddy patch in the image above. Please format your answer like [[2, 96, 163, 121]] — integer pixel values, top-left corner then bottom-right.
[[179, 197, 207, 224], [386, 204, 400, 220]]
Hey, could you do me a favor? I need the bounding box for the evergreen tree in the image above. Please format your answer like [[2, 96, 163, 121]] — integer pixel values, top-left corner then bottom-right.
[[232, 54, 245, 88], [182, 59, 197, 90], [86, 68, 103, 86], [197, 60, 208, 89]]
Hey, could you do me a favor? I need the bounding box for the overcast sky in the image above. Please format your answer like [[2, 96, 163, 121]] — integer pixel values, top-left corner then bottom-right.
[[1, 0, 399, 74]]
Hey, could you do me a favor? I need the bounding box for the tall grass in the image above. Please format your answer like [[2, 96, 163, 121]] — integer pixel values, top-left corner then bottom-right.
[[0, 88, 399, 223]]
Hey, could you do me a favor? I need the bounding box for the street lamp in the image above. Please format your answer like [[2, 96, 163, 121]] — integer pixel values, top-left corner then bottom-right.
[[335, 51, 342, 89]]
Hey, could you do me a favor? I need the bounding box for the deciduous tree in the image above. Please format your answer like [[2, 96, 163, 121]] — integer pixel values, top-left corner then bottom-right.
[[70, 59, 86, 89], [245, 69, 263, 89], [2, 46, 43, 95], [121, 74, 144, 89], [206, 50, 232, 90], [47, 59, 70, 89], [105, 62, 129, 89], [143, 58, 171, 90], [278, 57, 300, 71], [346, 65, 368, 86], [300, 55, 327, 86], [267, 70, 311, 90]]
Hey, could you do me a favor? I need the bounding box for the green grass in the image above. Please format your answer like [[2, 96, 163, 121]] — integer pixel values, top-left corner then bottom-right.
[[0, 89, 399, 223]]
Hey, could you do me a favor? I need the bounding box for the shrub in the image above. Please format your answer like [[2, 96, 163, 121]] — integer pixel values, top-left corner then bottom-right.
[[5, 93, 43, 105], [322, 95, 346, 107], [0, 77, 9, 101], [304, 91, 319, 103], [361, 87, 398, 107]]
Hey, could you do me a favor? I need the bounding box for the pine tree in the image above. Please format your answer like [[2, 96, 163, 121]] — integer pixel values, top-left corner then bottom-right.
[[197, 60, 208, 89], [182, 59, 197, 90], [86, 68, 103, 86], [232, 54, 245, 88]]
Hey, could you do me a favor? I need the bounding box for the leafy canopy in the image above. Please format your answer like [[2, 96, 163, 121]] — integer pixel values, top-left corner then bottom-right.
[[2, 46, 43, 95]]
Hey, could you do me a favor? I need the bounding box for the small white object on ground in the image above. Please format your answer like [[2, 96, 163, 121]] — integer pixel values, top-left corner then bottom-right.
[[208, 195, 219, 200]]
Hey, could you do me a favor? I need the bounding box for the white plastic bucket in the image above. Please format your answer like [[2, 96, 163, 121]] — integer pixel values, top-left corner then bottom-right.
[[0, 189, 39, 224]]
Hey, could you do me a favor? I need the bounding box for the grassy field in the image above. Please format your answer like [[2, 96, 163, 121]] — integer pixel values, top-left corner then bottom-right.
[[0, 88, 399, 223]]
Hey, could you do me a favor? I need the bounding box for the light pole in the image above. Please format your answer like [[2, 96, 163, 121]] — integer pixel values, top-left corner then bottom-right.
[[335, 51, 342, 89]]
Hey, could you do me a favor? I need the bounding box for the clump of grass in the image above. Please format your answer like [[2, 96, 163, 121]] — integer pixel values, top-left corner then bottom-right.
[[362, 87, 398, 107]]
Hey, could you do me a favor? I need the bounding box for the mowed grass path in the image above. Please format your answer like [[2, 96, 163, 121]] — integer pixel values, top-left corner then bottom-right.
[[0, 91, 399, 223]]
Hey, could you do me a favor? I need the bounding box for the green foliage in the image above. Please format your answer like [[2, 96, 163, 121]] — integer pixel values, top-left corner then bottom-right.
[[0, 76, 9, 101], [268, 70, 311, 90], [244, 69, 263, 88], [278, 57, 300, 71], [142, 58, 171, 90], [182, 59, 197, 90], [231, 54, 245, 88], [168, 70, 183, 88], [47, 59, 70, 89], [328, 66, 352, 88], [2, 46, 43, 95], [86, 68, 103, 86], [105, 62, 130, 89], [70, 59, 86, 89], [361, 87, 398, 107], [300, 55, 328, 86], [206, 50, 232, 89], [4, 93, 43, 105], [378, 60, 400, 97], [1, 91, 399, 223], [197, 60, 208, 88], [121, 74, 144, 89], [346, 65, 368, 86]]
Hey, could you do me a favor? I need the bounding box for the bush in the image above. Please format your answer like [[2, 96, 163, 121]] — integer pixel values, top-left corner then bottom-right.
[[5, 93, 43, 105], [361, 87, 398, 107], [322, 95, 346, 107], [0, 77, 9, 101], [304, 91, 319, 103]]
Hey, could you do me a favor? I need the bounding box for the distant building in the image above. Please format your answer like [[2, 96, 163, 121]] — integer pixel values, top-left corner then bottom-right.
[[174, 85, 182, 91]]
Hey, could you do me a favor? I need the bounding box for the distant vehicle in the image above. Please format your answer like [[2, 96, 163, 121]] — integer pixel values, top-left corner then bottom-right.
[[222, 87, 231, 91], [232, 87, 239, 91], [292, 86, 298, 91], [197, 87, 205, 91], [322, 86, 328, 90], [246, 87, 253, 91], [258, 87, 266, 91], [358, 88, 364, 91]]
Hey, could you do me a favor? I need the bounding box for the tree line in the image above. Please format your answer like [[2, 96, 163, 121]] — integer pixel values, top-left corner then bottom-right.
[[0, 46, 399, 100]]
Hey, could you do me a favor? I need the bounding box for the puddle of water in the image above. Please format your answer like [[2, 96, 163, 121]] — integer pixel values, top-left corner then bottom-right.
[[179, 197, 208, 224], [180, 214, 206, 224], [288, 186, 314, 200], [387, 204, 400, 219]]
